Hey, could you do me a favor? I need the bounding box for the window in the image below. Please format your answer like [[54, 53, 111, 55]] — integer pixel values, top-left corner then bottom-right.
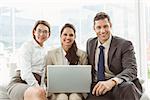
[[0, 0, 149, 90]]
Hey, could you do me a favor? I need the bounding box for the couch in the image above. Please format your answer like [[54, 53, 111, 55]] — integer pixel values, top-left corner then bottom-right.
[[0, 63, 149, 100]]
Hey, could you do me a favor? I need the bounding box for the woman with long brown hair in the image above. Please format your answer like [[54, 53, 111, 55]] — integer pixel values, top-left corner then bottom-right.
[[47, 23, 88, 100]]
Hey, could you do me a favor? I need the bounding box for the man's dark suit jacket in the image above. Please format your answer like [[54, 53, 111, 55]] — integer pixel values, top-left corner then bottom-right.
[[86, 36, 142, 92]]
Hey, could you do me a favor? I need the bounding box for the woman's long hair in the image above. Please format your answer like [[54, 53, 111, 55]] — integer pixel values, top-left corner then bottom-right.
[[60, 23, 79, 65]]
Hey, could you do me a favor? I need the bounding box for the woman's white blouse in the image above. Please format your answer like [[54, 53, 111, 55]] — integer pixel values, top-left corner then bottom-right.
[[16, 39, 47, 86]]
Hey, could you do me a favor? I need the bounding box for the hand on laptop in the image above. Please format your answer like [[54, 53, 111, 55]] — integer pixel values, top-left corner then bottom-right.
[[92, 79, 116, 96]]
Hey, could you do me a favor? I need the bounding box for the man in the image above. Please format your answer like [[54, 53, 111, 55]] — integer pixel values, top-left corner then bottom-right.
[[86, 12, 142, 100]]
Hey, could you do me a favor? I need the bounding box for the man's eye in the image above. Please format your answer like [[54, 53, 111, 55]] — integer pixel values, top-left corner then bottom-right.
[[97, 26, 101, 29], [104, 25, 108, 28]]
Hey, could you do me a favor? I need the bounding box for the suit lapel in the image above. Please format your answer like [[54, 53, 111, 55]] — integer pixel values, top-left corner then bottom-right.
[[91, 38, 98, 66], [108, 36, 117, 67], [56, 48, 64, 64]]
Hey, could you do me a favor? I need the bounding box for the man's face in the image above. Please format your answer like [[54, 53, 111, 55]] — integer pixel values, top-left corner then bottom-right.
[[94, 18, 112, 44]]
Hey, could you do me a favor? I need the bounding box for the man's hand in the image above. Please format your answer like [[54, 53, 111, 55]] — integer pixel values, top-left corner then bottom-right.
[[92, 79, 116, 96]]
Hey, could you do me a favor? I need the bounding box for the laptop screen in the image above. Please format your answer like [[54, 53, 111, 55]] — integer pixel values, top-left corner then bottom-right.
[[47, 65, 91, 93]]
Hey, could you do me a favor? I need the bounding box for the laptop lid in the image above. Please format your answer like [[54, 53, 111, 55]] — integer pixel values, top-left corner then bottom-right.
[[47, 65, 91, 93]]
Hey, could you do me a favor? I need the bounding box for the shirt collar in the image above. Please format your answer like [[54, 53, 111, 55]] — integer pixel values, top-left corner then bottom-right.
[[97, 35, 112, 48], [61, 47, 67, 55], [32, 39, 44, 48]]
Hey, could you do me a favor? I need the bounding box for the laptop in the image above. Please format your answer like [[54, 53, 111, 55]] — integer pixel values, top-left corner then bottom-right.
[[47, 65, 91, 93]]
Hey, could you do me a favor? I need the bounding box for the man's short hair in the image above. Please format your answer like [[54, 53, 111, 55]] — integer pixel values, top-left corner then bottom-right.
[[94, 12, 111, 24]]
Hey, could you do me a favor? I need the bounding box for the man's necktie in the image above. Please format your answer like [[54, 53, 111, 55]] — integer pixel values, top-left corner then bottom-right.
[[97, 45, 105, 81]]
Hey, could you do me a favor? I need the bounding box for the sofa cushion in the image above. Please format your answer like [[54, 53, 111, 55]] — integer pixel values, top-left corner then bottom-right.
[[0, 86, 9, 99]]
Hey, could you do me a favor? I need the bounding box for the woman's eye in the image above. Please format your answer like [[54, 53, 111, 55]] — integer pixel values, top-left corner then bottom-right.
[[63, 33, 67, 36], [69, 34, 73, 37]]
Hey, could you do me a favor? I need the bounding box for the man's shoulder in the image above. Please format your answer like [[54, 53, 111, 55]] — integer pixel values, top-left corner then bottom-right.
[[113, 36, 131, 43], [87, 37, 97, 42], [112, 36, 133, 46]]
